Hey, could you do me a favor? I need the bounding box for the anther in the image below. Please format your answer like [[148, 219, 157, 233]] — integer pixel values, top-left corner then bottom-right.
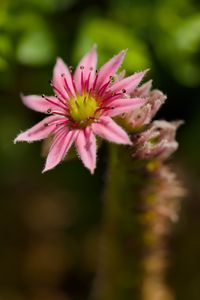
[[47, 108, 52, 114], [89, 67, 93, 71], [80, 65, 84, 70], [61, 73, 65, 77], [44, 123, 48, 127], [69, 66, 73, 73], [122, 89, 126, 93]]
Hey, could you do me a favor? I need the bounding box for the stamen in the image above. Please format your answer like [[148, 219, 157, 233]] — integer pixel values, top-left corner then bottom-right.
[[85, 71, 91, 92], [109, 75, 114, 83], [69, 66, 73, 73], [61, 73, 74, 97], [88, 116, 96, 120], [97, 80, 111, 96], [54, 94, 68, 108], [92, 72, 99, 92], [95, 105, 114, 115], [102, 92, 122, 103], [50, 81, 66, 100], [45, 119, 72, 127], [72, 77, 77, 94], [42, 95, 66, 111], [47, 108, 52, 114], [81, 70, 84, 93], [68, 69, 77, 94], [50, 110, 67, 117]]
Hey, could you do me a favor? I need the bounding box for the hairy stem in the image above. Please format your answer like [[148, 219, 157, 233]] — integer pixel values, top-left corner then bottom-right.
[[92, 144, 183, 300]]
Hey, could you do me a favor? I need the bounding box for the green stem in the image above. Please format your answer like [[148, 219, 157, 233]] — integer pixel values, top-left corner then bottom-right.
[[92, 144, 181, 300], [92, 144, 145, 300]]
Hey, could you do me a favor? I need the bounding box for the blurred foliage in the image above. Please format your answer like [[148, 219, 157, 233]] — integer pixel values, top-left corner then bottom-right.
[[0, 0, 200, 299], [0, 0, 200, 85]]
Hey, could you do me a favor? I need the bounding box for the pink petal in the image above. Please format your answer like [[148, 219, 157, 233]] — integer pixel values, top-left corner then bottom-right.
[[115, 70, 126, 82], [106, 97, 148, 117], [136, 80, 153, 96], [75, 127, 96, 174], [53, 58, 75, 99], [110, 70, 148, 94], [74, 45, 97, 93], [43, 129, 78, 173], [21, 94, 66, 113], [14, 116, 64, 143], [132, 80, 153, 97], [96, 50, 127, 90], [92, 116, 132, 145]]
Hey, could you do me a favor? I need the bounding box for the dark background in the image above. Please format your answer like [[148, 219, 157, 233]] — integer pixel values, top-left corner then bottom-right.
[[0, 0, 200, 299]]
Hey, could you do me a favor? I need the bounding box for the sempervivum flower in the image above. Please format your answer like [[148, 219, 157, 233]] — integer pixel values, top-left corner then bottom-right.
[[15, 46, 148, 173], [132, 120, 183, 160], [120, 80, 167, 131]]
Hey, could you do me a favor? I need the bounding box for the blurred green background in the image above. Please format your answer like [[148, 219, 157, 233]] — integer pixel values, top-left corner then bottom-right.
[[0, 0, 200, 299]]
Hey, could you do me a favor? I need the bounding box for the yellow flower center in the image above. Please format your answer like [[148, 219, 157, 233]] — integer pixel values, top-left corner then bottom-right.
[[68, 93, 98, 122]]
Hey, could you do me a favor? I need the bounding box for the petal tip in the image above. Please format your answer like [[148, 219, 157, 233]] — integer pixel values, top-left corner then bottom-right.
[[124, 136, 132, 146], [123, 48, 128, 53], [89, 165, 96, 175], [20, 93, 28, 104], [92, 43, 98, 49], [20, 93, 30, 106], [13, 137, 18, 144], [141, 68, 150, 78], [56, 57, 62, 62], [14, 133, 23, 144], [20, 92, 24, 99], [42, 163, 52, 173], [42, 167, 48, 174], [55, 57, 65, 68], [144, 68, 150, 73], [121, 48, 128, 57]]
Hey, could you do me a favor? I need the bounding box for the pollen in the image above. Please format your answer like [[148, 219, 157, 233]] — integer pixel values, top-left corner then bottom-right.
[[68, 93, 98, 122]]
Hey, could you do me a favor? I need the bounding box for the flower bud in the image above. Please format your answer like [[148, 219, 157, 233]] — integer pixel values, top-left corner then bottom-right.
[[132, 120, 183, 160], [120, 81, 167, 131]]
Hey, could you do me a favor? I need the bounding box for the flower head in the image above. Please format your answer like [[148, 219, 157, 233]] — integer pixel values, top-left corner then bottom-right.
[[120, 80, 167, 131], [132, 120, 183, 160], [15, 46, 148, 173]]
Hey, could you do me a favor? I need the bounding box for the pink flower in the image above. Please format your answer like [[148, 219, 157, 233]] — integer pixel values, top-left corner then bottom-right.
[[132, 120, 183, 160], [120, 80, 167, 130], [15, 46, 148, 173]]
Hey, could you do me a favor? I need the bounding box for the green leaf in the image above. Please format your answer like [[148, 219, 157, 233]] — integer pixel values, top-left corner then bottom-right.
[[16, 30, 55, 66]]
